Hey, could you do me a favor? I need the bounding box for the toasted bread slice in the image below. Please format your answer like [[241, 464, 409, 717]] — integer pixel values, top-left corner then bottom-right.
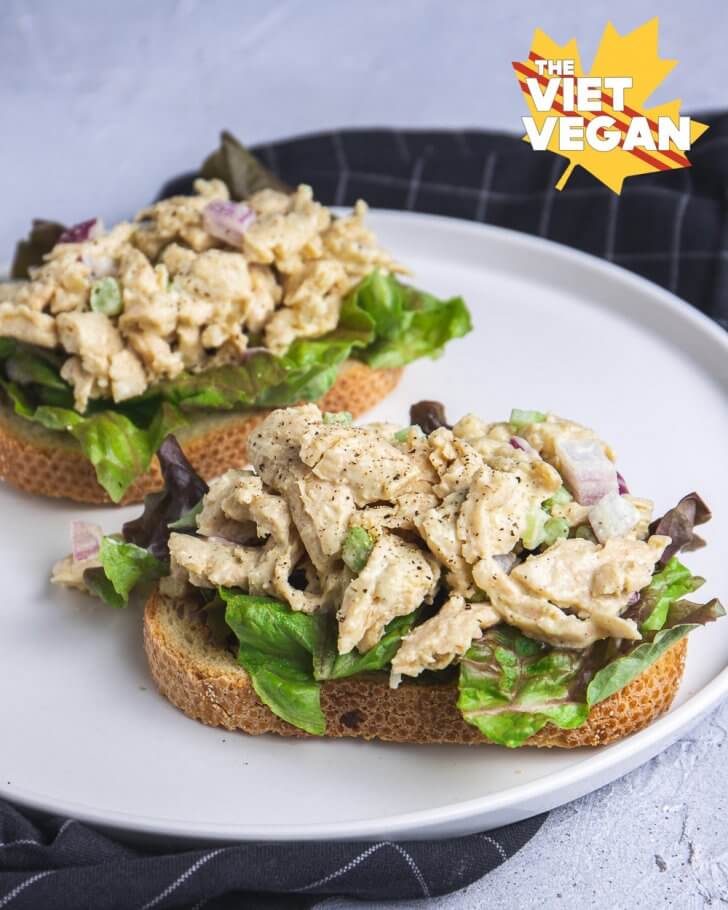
[[0, 361, 401, 505], [144, 589, 688, 749]]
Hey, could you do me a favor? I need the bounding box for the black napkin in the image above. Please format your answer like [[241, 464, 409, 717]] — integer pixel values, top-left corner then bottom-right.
[[0, 799, 544, 908], [251, 114, 728, 327], [161, 112, 728, 326], [3, 117, 726, 909]]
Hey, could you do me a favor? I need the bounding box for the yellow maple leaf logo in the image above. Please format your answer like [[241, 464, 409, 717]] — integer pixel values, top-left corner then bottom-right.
[[513, 18, 709, 193]]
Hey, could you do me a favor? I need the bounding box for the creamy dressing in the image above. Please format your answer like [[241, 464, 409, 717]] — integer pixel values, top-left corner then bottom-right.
[[156, 405, 668, 678], [0, 183, 402, 412]]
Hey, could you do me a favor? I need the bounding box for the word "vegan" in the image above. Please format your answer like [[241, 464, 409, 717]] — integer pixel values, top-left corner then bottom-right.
[[521, 58, 690, 153]]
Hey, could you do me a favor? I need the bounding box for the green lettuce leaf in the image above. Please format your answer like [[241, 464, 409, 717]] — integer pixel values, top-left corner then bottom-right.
[[586, 626, 694, 706], [30, 401, 185, 503], [313, 611, 418, 681], [661, 596, 725, 628], [0, 341, 75, 416], [234, 646, 324, 734], [221, 589, 325, 735], [457, 626, 589, 748], [0, 379, 36, 418], [32, 405, 84, 431], [167, 500, 204, 531], [159, 334, 360, 411], [4, 347, 67, 390], [70, 403, 186, 503], [341, 271, 472, 370], [221, 589, 322, 658], [84, 536, 165, 608], [0, 337, 17, 360], [588, 592, 725, 705], [199, 130, 291, 199], [457, 564, 723, 746], [639, 557, 706, 632], [221, 588, 421, 732]]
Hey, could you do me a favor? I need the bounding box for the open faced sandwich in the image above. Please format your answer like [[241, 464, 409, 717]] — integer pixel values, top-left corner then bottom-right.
[[52, 402, 722, 748], [0, 134, 470, 504]]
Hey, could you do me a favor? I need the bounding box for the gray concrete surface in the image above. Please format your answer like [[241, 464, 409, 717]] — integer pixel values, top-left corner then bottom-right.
[[324, 701, 728, 909], [2, 2, 727, 907]]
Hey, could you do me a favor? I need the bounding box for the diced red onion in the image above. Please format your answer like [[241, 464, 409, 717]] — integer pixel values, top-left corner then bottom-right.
[[82, 252, 115, 278], [617, 471, 629, 495], [588, 491, 639, 543], [510, 435, 537, 456], [58, 218, 103, 245], [556, 439, 618, 505], [203, 200, 256, 247], [627, 592, 640, 606], [493, 552, 518, 573], [71, 520, 103, 562]]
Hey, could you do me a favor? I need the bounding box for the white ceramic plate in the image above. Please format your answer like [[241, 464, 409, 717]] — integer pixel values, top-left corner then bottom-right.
[[1, 212, 727, 844]]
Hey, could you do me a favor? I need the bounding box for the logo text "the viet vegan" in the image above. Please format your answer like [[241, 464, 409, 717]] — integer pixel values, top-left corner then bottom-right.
[[522, 59, 691, 152]]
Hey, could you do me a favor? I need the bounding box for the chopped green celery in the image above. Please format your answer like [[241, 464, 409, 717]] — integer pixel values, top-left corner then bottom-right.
[[544, 486, 573, 512], [85, 536, 165, 608], [543, 516, 570, 546], [393, 425, 423, 444], [522, 507, 548, 549], [342, 526, 374, 573], [574, 525, 597, 542], [510, 408, 547, 429], [90, 277, 123, 316], [322, 411, 352, 426]]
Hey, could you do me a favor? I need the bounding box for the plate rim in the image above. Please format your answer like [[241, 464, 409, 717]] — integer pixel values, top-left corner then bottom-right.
[[3, 209, 727, 841]]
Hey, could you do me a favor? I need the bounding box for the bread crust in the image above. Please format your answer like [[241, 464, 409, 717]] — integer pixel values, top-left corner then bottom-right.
[[144, 590, 688, 749], [0, 361, 401, 505]]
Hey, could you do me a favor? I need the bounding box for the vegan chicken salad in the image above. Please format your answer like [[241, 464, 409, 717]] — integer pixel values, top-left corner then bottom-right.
[[0, 134, 471, 502], [53, 402, 723, 748]]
